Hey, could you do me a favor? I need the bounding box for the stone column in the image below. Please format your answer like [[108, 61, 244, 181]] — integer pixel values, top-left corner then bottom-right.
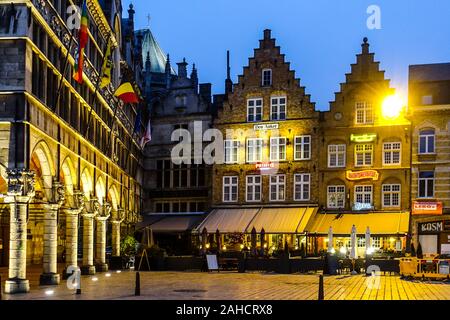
[[4, 168, 35, 294], [63, 190, 84, 276], [40, 178, 65, 285], [111, 208, 124, 257], [81, 197, 99, 275], [95, 202, 111, 272]]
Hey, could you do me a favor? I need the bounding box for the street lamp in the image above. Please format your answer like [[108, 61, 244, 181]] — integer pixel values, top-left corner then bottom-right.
[[382, 94, 405, 119]]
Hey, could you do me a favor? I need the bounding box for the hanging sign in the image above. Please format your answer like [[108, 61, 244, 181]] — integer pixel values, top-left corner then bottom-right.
[[412, 201, 443, 215], [353, 203, 374, 211], [346, 170, 379, 181], [253, 123, 279, 131]]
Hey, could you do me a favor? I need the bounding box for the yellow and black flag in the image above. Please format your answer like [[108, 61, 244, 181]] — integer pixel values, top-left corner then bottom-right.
[[100, 39, 112, 88]]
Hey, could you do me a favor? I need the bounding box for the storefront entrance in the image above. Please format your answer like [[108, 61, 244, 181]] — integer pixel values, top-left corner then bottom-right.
[[417, 219, 450, 255], [419, 234, 438, 255]]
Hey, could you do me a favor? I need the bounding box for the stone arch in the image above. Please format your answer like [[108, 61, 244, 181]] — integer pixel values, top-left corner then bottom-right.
[[95, 176, 106, 204], [30, 140, 55, 200], [80, 168, 93, 199], [60, 157, 76, 196], [108, 184, 119, 211]]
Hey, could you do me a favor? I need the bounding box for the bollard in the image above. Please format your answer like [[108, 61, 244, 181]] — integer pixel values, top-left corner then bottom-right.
[[0, 275, 2, 300], [76, 272, 81, 295], [135, 271, 140, 296], [318, 274, 324, 300]]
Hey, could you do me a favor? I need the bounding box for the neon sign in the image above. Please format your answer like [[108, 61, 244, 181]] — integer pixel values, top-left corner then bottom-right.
[[346, 170, 379, 181], [255, 162, 275, 169], [350, 133, 377, 143], [253, 123, 279, 131], [353, 203, 373, 211]]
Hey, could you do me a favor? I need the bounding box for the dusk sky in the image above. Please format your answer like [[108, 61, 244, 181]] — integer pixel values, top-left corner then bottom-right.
[[130, 0, 450, 110]]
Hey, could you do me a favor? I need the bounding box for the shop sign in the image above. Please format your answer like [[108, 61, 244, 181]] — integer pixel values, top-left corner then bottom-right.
[[253, 123, 279, 131], [412, 201, 443, 215], [350, 133, 377, 143], [255, 162, 275, 169], [346, 170, 379, 181], [419, 221, 443, 234], [353, 202, 374, 211]]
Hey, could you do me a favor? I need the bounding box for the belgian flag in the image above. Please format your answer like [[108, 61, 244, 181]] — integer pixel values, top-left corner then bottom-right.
[[114, 82, 139, 104]]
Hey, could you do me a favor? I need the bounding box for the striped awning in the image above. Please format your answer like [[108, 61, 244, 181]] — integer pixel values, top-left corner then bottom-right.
[[194, 208, 259, 234], [305, 212, 410, 236]]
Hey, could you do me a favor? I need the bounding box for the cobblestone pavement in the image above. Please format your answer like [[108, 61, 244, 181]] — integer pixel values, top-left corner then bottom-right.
[[1, 265, 450, 300]]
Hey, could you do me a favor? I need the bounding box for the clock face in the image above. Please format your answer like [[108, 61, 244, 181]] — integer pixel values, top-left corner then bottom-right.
[[334, 112, 343, 121]]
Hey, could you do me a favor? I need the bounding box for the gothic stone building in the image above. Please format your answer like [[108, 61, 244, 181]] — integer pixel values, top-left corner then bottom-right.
[[309, 38, 411, 257], [199, 29, 320, 252], [0, 0, 143, 293], [409, 63, 450, 255]]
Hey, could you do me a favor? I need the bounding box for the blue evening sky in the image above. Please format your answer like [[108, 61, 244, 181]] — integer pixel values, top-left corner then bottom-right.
[[130, 0, 450, 111]]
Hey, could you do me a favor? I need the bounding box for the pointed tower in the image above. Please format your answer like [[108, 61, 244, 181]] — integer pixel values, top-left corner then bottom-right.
[[225, 50, 233, 96], [144, 51, 152, 101], [191, 63, 198, 92], [177, 58, 188, 78], [165, 54, 171, 89]]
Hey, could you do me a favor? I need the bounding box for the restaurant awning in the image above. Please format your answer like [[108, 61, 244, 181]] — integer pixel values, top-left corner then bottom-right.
[[246, 207, 318, 234], [194, 208, 259, 233], [139, 214, 205, 233], [305, 212, 410, 236]]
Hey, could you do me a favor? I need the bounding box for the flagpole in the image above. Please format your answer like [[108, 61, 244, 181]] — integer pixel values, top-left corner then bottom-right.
[[83, 34, 112, 139], [53, 28, 75, 114]]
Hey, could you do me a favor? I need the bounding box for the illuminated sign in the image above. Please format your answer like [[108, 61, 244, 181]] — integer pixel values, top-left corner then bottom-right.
[[350, 133, 377, 143], [253, 123, 279, 131], [255, 162, 275, 169], [346, 170, 379, 181], [419, 221, 443, 233], [412, 201, 443, 215], [353, 203, 373, 211]]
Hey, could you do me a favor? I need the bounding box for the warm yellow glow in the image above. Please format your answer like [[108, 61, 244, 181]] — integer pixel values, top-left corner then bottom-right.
[[382, 94, 404, 119], [205, 243, 210, 249], [222, 245, 227, 251], [263, 243, 267, 248], [340, 247, 347, 254], [240, 244, 244, 249]]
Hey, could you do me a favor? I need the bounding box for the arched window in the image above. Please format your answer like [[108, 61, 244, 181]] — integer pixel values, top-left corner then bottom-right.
[[419, 129, 435, 154]]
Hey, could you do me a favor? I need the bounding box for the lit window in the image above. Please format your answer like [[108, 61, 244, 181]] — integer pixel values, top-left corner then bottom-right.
[[294, 174, 310, 201], [271, 96, 286, 120], [223, 176, 238, 202], [354, 185, 373, 206], [355, 144, 373, 166], [382, 184, 401, 207], [247, 98, 263, 122], [419, 129, 435, 154], [246, 175, 261, 202], [327, 185, 345, 209], [224, 140, 239, 164], [270, 175, 285, 201], [418, 171, 434, 198], [294, 136, 311, 160], [247, 138, 263, 163], [421, 95, 433, 105], [357, 237, 366, 248], [270, 137, 286, 161], [383, 142, 401, 165], [355, 101, 373, 124], [328, 144, 346, 167], [262, 69, 272, 86], [372, 237, 381, 248]]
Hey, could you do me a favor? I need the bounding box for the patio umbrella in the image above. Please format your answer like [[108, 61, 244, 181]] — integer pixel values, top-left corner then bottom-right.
[[365, 226, 371, 254], [201, 227, 208, 254], [260, 228, 266, 254], [327, 226, 333, 253], [350, 225, 357, 259], [251, 227, 257, 255], [216, 229, 221, 252]]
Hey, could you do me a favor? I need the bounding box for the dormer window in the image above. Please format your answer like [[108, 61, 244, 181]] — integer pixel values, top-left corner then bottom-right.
[[262, 69, 272, 86], [355, 101, 373, 124]]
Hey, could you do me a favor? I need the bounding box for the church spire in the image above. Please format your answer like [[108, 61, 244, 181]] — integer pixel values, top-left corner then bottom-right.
[[191, 63, 198, 92], [225, 50, 233, 96], [165, 54, 171, 89]]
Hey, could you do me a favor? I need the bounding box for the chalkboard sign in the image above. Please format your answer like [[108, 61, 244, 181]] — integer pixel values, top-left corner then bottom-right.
[[206, 254, 219, 271]]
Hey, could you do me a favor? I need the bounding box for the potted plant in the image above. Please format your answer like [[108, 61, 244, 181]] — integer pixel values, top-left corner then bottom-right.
[[120, 235, 138, 269], [147, 244, 167, 271]]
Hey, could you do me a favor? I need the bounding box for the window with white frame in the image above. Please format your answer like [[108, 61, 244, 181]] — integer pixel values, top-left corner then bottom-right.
[[355, 144, 373, 166], [419, 129, 435, 154], [372, 237, 381, 248], [262, 69, 272, 86], [327, 185, 345, 209], [247, 138, 263, 163], [294, 136, 311, 160], [246, 175, 261, 202], [355, 101, 373, 124], [224, 140, 239, 164], [223, 176, 238, 202], [270, 175, 285, 201], [328, 144, 346, 167], [270, 137, 286, 161], [247, 98, 263, 122], [382, 184, 401, 207], [271, 96, 286, 120], [294, 174, 310, 201], [354, 185, 373, 205], [357, 237, 366, 248], [383, 142, 401, 165], [418, 171, 434, 198]]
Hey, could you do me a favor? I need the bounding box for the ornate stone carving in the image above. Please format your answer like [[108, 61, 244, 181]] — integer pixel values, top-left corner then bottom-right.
[[6, 168, 35, 197], [73, 189, 85, 210], [99, 201, 111, 218], [50, 177, 65, 206]]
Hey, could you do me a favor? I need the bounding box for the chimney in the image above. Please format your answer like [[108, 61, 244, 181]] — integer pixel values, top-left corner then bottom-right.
[[361, 37, 369, 54], [225, 50, 233, 96], [263, 29, 271, 40], [191, 64, 198, 92], [128, 3, 135, 21], [177, 58, 188, 78], [199, 83, 212, 104]]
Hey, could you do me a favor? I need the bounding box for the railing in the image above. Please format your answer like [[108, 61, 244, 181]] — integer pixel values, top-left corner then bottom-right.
[[399, 257, 450, 279]]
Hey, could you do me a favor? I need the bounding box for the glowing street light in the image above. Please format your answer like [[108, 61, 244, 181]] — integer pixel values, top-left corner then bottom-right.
[[382, 94, 405, 119]]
